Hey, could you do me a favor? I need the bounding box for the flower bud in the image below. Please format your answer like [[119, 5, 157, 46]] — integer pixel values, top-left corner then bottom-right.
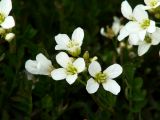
[[5, 33, 15, 42], [83, 51, 89, 60]]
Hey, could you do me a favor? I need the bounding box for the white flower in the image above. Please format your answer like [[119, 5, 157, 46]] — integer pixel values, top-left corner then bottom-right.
[[144, 0, 160, 10], [118, 1, 156, 43], [0, 0, 15, 29], [5, 32, 15, 42], [55, 27, 84, 57], [138, 28, 160, 56], [25, 53, 54, 75], [51, 52, 85, 85], [86, 61, 122, 95], [100, 16, 123, 38]]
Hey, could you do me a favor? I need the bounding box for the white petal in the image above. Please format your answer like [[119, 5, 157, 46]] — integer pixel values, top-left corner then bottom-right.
[[121, 1, 133, 20], [35, 54, 53, 75], [112, 16, 121, 35], [71, 27, 84, 46], [36, 53, 52, 66], [56, 52, 71, 68], [143, 6, 152, 10], [151, 28, 160, 45], [55, 34, 70, 50], [144, 0, 149, 5], [86, 78, 99, 94], [133, 5, 148, 22], [1, 16, 15, 29], [144, 0, 150, 6], [117, 26, 129, 41], [125, 21, 140, 33], [73, 58, 85, 73], [25, 60, 38, 75], [51, 68, 67, 80], [66, 74, 78, 85], [55, 45, 68, 50], [102, 79, 121, 95], [88, 61, 101, 77], [103, 64, 123, 79], [138, 44, 151, 56], [147, 20, 156, 33], [0, 0, 12, 16], [138, 30, 147, 41], [100, 27, 107, 37], [129, 33, 140, 45]]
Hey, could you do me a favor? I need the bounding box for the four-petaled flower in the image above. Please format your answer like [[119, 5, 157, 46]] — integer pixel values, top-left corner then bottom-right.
[[86, 61, 122, 95], [0, 0, 15, 29], [55, 27, 84, 57], [25, 53, 54, 75], [118, 1, 156, 44], [51, 52, 85, 85]]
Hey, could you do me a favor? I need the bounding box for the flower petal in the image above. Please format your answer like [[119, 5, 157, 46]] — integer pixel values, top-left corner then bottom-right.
[[25, 60, 38, 75], [102, 79, 121, 95], [138, 30, 147, 41], [117, 26, 129, 41], [86, 78, 99, 94], [73, 58, 85, 73], [55, 34, 70, 50], [138, 43, 151, 56], [151, 28, 160, 45], [56, 52, 71, 68], [35, 53, 53, 75], [112, 16, 121, 35], [103, 64, 123, 79], [133, 5, 148, 22], [55, 45, 68, 50], [66, 74, 78, 85], [36, 53, 52, 66], [51, 68, 67, 80], [88, 61, 101, 77], [121, 1, 133, 20], [144, 0, 150, 6], [71, 27, 84, 46], [0, 0, 12, 16], [1, 16, 15, 29], [100, 27, 107, 37], [129, 33, 140, 45], [147, 20, 156, 33], [125, 21, 140, 33]]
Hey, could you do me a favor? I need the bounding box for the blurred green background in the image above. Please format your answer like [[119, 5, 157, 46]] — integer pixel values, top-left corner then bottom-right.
[[0, 0, 160, 119]]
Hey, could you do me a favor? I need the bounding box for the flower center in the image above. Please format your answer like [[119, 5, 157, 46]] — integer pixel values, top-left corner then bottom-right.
[[94, 72, 108, 83], [140, 19, 150, 29], [67, 40, 79, 48], [66, 62, 77, 75], [144, 34, 152, 43], [0, 13, 5, 24], [67, 40, 81, 57], [149, 0, 158, 7]]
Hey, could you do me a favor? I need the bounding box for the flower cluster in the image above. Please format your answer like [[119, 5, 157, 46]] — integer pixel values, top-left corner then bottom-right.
[[0, 0, 15, 42], [25, 27, 123, 95], [117, 0, 160, 56]]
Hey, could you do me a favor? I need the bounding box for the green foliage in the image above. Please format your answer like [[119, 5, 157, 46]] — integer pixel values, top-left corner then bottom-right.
[[0, 0, 160, 120]]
